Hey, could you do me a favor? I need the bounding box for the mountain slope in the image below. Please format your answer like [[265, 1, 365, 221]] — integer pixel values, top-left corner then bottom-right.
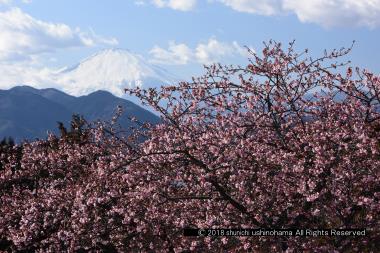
[[0, 87, 73, 141], [0, 86, 160, 142], [66, 90, 160, 125]]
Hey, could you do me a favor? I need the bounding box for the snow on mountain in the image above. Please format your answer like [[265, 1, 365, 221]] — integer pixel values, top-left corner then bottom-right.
[[52, 48, 179, 97]]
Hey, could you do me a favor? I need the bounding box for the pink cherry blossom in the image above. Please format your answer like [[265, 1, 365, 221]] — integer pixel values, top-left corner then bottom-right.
[[0, 40, 379, 252]]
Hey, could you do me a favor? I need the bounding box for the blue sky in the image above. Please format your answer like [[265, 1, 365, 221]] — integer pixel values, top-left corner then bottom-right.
[[0, 0, 379, 95]]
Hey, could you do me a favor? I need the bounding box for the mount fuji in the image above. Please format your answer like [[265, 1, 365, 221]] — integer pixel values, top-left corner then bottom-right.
[[52, 48, 179, 97], [0, 49, 182, 141]]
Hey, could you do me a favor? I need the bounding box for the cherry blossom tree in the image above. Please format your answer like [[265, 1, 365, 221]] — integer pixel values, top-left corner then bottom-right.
[[0, 40, 379, 252]]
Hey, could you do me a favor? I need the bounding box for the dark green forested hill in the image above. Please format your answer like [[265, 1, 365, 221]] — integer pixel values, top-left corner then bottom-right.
[[0, 86, 160, 142]]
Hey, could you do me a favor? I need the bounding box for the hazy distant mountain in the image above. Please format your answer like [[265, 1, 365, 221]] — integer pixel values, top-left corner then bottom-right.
[[0, 86, 160, 142], [54, 48, 179, 97]]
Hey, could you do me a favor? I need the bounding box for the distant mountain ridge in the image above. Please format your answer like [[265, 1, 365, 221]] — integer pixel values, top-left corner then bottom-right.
[[0, 86, 160, 142]]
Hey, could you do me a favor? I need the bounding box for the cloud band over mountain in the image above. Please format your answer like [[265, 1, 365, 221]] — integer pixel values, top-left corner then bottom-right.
[[0, 48, 179, 97]]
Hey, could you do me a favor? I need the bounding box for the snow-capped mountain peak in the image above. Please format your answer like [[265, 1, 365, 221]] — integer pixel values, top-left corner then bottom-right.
[[54, 48, 178, 97]]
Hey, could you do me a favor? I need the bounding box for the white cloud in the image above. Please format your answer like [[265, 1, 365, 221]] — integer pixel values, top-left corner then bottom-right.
[[195, 38, 250, 64], [0, 62, 55, 90], [149, 38, 252, 65], [149, 41, 193, 65], [283, 0, 380, 28], [0, 0, 11, 4], [0, 8, 118, 62], [137, 0, 380, 28], [217, 0, 282, 16], [165, 0, 197, 11], [134, 0, 146, 6], [216, 0, 380, 28], [138, 0, 197, 11]]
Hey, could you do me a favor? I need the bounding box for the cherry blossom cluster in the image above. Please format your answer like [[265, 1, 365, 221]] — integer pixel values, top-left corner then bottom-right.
[[0, 40, 379, 252]]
